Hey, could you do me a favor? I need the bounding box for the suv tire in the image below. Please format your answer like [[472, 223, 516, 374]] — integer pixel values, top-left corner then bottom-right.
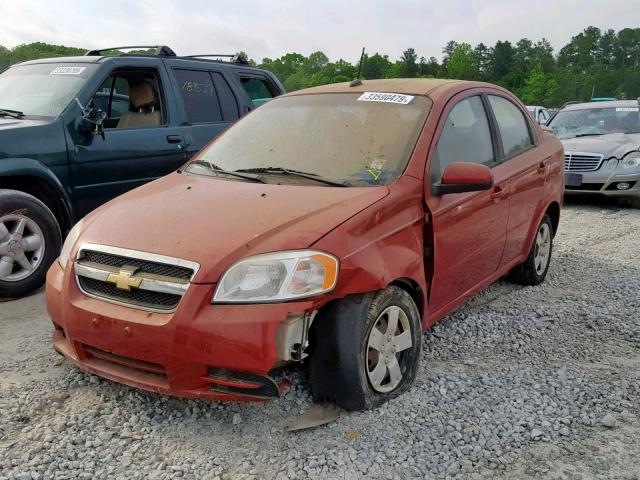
[[510, 214, 553, 286], [309, 286, 422, 411], [0, 190, 62, 298]]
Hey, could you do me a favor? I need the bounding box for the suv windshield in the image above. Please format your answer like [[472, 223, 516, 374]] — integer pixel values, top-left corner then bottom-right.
[[185, 93, 432, 186], [0, 63, 97, 117], [549, 105, 640, 139]]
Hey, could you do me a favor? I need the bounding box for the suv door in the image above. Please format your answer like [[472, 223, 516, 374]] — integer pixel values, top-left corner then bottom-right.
[[68, 63, 187, 217], [166, 64, 241, 160], [485, 94, 545, 266], [426, 93, 510, 314]]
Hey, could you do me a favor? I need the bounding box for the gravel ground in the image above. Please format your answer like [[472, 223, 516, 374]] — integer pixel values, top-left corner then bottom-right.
[[1, 198, 639, 480]]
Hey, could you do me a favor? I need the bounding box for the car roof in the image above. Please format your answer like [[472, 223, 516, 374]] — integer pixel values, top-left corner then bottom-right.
[[13, 55, 269, 74], [563, 100, 640, 111], [283, 78, 492, 98]]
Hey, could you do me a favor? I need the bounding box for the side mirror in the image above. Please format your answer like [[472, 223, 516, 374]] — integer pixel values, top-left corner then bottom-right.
[[437, 162, 493, 195], [75, 98, 107, 139]]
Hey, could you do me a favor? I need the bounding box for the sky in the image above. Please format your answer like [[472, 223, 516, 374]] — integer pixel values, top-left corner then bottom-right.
[[0, 0, 637, 62]]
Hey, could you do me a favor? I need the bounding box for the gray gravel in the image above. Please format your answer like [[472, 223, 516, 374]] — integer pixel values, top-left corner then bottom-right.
[[1, 198, 639, 480]]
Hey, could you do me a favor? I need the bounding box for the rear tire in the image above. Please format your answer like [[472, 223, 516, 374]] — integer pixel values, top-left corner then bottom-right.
[[510, 214, 553, 286], [0, 190, 62, 298], [309, 286, 422, 411]]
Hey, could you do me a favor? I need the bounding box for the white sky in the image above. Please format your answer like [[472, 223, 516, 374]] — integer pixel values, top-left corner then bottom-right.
[[0, 0, 637, 62]]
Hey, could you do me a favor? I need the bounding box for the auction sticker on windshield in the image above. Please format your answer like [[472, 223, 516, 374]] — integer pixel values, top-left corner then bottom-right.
[[616, 107, 639, 112], [357, 92, 415, 104], [50, 66, 87, 75]]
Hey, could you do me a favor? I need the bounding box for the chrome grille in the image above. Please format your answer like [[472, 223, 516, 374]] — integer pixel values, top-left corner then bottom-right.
[[564, 152, 604, 172], [74, 244, 199, 313]]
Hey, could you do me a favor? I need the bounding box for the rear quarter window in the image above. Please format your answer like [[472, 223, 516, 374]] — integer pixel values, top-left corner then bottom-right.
[[488, 95, 534, 158]]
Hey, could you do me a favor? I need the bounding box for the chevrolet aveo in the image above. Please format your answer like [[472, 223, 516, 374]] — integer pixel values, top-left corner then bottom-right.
[[46, 79, 564, 411]]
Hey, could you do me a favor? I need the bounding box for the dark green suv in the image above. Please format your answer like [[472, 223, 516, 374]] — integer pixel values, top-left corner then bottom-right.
[[0, 46, 284, 298]]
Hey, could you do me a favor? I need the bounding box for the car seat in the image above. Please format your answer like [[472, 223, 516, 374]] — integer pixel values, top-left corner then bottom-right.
[[117, 82, 161, 128]]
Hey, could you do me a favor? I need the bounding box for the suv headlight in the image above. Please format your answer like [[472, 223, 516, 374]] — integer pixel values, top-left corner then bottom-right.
[[212, 250, 338, 303], [58, 221, 84, 269], [621, 151, 640, 170]]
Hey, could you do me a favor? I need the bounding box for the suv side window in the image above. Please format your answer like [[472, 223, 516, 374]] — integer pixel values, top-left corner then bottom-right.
[[93, 70, 165, 129], [212, 72, 239, 121], [430, 96, 494, 186], [174, 69, 223, 124], [488, 95, 534, 158], [240, 77, 275, 107]]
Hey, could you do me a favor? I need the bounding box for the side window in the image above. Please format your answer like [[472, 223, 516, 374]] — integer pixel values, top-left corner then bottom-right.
[[93, 71, 164, 129], [174, 69, 223, 124], [539, 109, 549, 124], [240, 77, 275, 107], [430, 96, 494, 186], [488, 95, 534, 158], [212, 72, 239, 121]]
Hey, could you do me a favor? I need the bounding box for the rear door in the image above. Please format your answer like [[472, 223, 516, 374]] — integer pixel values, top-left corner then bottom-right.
[[426, 92, 510, 314], [165, 62, 241, 160], [485, 94, 546, 266]]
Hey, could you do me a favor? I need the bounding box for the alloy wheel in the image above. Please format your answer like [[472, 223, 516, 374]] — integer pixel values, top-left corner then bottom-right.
[[0, 214, 46, 282], [366, 305, 413, 393], [534, 222, 551, 275]]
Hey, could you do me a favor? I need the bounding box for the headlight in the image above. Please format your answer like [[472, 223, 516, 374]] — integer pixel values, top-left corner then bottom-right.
[[58, 220, 84, 269], [621, 151, 640, 170], [212, 250, 338, 303]]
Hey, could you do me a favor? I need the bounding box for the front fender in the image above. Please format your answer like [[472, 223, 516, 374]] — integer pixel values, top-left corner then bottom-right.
[[0, 158, 76, 224]]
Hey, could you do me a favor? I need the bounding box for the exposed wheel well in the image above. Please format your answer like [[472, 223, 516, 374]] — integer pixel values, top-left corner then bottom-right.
[[0, 176, 71, 232], [546, 201, 561, 236], [390, 278, 425, 318]]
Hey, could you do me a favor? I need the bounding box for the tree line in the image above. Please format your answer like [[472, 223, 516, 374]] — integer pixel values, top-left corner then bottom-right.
[[2, 26, 640, 107]]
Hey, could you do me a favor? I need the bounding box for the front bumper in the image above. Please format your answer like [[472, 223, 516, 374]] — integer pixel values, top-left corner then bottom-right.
[[565, 168, 640, 197], [46, 261, 317, 402]]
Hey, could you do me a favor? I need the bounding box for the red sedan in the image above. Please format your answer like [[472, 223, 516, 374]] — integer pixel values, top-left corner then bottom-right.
[[46, 79, 564, 410]]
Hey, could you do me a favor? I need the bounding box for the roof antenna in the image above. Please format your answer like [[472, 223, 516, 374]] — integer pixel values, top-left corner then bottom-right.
[[350, 47, 365, 87]]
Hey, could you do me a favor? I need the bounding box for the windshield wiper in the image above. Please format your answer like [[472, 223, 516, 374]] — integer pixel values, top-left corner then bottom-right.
[[189, 160, 266, 183], [0, 108, 25, 119], [574, 133, 605, 137], [235, 167, 351, 187]]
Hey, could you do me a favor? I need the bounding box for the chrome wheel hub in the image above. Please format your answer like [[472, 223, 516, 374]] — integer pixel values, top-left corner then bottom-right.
[[366, 305, 413, 393], [534, 223, 551, 275], [0, 214, 45, 282]]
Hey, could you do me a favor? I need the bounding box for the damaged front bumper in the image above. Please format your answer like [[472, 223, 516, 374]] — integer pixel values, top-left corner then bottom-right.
[[46, 261, 320, 402]]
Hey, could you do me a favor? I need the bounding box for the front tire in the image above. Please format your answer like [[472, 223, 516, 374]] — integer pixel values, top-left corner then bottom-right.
[[510, 214, 553, 286], [309, 286, 422, 411], [0, 190, 62, 298]]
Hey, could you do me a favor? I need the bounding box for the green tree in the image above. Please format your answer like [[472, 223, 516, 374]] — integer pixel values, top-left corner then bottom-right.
[[447, 43, 476, 80], [361, 53, 391, 79], [520, 64, 558, 105]]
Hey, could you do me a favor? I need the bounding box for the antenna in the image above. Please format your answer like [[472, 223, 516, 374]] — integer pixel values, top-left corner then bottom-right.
[[356, 47, 366, 79]]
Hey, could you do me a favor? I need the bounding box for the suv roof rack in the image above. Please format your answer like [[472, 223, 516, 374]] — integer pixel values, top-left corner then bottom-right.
[[183, 54, 249, 65], [85, 45, 177, 57]]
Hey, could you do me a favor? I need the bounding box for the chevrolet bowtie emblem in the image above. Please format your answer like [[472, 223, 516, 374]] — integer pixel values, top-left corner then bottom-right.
[[106, 265, 143, 291]]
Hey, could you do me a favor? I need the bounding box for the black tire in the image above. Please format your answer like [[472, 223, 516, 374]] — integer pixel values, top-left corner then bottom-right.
[[0, 189, 62, 298], [308, 286, 422, 411], [510, 214, 553, 286]]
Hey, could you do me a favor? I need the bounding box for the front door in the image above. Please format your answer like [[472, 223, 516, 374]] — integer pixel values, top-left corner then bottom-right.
[[69, 66, 186, 217], [426, 94, 510, 315]]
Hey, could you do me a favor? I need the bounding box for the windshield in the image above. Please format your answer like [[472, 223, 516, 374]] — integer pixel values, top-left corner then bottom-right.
[[0, 63, 97, 117], [185, 93, 432, 186], [549, 105, 640, 139]]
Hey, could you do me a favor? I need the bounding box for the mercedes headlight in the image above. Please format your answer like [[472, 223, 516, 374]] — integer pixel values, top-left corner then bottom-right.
[[58, 220, 84, 269], [213, 250, 339, 303], [621, 151, 640, 170]]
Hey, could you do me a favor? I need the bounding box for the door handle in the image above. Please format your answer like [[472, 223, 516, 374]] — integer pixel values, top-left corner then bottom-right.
[[166, 135, 182, 144], [537, 162, 548, 174], [491, 185, 507, 200]]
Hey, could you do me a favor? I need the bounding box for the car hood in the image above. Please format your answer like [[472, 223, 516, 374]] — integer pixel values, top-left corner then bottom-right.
[[562, 133, 640, 159], [78, 172, 389, 283], [0, 116, 52, 131]]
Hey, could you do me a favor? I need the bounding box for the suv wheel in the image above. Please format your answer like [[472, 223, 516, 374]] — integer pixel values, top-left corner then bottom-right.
[[0, 190, 62, 298], [309, 286, 422, 411], [510, 214, 553, 286]]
